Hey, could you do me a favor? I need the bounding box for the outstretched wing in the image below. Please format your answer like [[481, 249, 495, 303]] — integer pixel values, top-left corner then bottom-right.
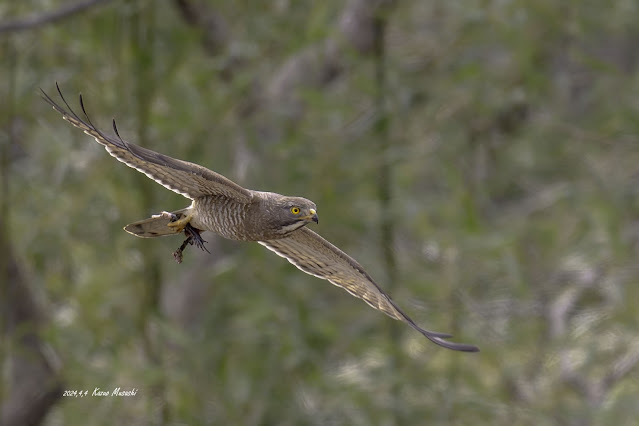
[[41, 83, 253, 202], [259, 227, 479, 352]]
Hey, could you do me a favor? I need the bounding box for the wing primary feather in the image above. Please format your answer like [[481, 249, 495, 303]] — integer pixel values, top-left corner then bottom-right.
[[78, 94, 101, 135], [78, 93, 123, 150], [79, 94, 104, 139], [48, 82, 135, 158], [112, 119, 121, 139], [56, 82, 79, 120], [111, 118, 134, 154]]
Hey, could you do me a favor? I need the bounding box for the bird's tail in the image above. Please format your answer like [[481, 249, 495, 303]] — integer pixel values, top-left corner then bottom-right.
[[123, 207, 191, 238]]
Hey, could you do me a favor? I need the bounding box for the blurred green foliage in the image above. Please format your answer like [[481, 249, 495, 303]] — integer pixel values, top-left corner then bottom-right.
[[2, 0, 639, 424]]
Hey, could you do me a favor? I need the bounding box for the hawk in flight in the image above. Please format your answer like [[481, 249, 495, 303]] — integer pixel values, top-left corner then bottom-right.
[[42, 84, 479, 352]]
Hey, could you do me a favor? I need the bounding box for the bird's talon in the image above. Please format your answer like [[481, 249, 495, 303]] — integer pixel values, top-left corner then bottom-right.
[[166, 212, 193, 233], [186, 224, 210, 253]]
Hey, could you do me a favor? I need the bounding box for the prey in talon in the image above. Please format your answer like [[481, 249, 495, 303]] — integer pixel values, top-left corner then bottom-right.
[[173, 222, 210, 264]]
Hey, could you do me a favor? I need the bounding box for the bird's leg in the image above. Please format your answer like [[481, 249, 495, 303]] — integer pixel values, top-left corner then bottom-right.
[[173, 223, 210, 264], [166, 211, 194, 233]]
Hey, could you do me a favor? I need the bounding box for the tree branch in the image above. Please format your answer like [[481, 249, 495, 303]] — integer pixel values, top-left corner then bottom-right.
[[0, 0, 112, 35]]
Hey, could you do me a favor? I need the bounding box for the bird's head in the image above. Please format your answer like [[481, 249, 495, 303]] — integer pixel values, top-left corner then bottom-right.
[[271, 195, 318, 234]]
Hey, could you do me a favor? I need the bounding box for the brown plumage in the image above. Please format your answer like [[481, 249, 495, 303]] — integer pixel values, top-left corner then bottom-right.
[[41, 84, 479, 352]]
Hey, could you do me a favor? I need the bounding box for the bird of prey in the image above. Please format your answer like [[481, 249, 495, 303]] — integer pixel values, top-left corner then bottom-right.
[[41, 84, 479, 352]]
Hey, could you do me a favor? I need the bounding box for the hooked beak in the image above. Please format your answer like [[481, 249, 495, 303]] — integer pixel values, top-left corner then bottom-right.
[[308, 208, 319, 224]]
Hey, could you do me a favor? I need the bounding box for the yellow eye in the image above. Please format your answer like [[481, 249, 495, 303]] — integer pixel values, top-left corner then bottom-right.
[[290, 206, 301, 215]]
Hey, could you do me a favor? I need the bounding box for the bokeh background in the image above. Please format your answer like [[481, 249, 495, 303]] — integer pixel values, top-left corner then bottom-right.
[[2, 1, 639, 425]]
